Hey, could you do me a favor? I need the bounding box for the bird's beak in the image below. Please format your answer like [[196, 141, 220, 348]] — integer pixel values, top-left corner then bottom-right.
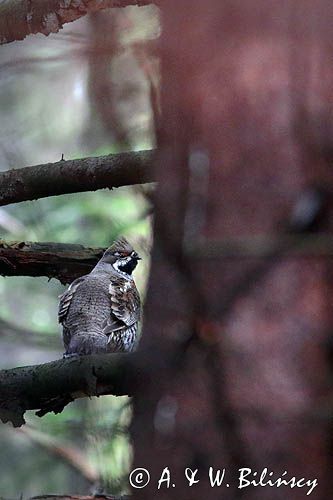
[[131, 251, 141, 260]]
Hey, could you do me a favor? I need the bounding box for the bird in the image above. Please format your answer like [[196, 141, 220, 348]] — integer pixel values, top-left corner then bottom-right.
[[58, 237, 141, 356]]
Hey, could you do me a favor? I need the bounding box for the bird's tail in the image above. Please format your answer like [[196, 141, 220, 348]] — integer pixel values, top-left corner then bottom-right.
[[65, 332, 108, 356]]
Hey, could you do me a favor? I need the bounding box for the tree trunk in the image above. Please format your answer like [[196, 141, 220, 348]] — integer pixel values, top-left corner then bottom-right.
[[133, 1, 333, 499]]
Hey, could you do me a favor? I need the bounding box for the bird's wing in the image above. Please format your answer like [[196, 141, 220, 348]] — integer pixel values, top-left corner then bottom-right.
[[107, 277, 141, 330], [58, 276, 86, 324]]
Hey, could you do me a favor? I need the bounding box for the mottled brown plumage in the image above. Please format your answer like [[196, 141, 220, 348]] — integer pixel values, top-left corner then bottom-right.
[[58, 238, 141, 355]]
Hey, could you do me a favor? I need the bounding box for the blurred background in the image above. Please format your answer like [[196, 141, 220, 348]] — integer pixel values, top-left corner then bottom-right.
[[0, 4, 159, 497]]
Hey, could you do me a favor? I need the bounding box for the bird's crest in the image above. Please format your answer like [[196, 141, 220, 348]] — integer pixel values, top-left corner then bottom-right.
[[107, 237, 133, 256]]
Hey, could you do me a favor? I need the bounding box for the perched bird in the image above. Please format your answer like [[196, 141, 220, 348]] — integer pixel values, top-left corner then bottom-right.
[[58, 238, 141, 356]]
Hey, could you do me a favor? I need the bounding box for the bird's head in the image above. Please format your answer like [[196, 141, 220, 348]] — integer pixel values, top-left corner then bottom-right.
[[101, 237, 141, 275]]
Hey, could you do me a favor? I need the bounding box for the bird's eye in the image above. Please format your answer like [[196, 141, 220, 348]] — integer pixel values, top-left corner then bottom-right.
[[114, 251, 128, 258]]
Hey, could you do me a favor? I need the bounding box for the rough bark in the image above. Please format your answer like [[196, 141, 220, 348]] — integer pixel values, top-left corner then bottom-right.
[[0, 352, 139, 427], [0, 150, 155, 207], [0, 240, 105, 284], [0, 0, 152, 46], [133, 1, 333, 499]]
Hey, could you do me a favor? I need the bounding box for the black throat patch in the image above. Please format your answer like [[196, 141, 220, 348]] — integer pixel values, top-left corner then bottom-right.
[[119, 258, 138, 275]]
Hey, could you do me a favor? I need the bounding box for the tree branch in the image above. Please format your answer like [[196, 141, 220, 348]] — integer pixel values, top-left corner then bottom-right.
[[0, 0, 153, 46], [0, 352, 139, 427], [19, 425, 100, 483], [0, 240, 106, 284], [30, 496, 129, 500], [4, 234, 331, 287], [0, 150, 155, 207]]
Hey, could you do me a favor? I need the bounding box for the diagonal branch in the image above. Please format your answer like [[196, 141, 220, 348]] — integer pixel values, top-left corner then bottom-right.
[[0, 352, 140, 427], [0, 0, 153, 46], [0, 240, 105, 284], [0, 149, 155, 207], [19, 425, 100, 483]]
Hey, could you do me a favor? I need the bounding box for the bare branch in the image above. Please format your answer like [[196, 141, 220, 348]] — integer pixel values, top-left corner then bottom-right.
[[0, 150, 155, 207], [0, 0, 153, 46], [0, 352, 140, 427], [0, 240, 105, 284]]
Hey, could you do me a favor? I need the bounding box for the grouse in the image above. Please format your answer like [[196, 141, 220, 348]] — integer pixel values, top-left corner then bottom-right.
[[58, 238, 141, 355]]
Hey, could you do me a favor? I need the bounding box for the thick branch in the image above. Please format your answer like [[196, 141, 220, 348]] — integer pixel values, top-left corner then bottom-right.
[[0, 240, 105, 284], [0, 149, 155, 207], [0, 352, 139, 427], [0, 0, 153, 46]]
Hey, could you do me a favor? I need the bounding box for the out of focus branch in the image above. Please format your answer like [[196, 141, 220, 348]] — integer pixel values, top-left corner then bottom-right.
[[31, 496, 129, 500], [0, 150, 155, 207], [0, 240, 105, 284], [186, 233, 333, 259], [85, 11, 130, 148], [0, 0, 153, 46], [0, 317, 59, 348], [0, 352, 140, 427], [19, 426, 100, 483]]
